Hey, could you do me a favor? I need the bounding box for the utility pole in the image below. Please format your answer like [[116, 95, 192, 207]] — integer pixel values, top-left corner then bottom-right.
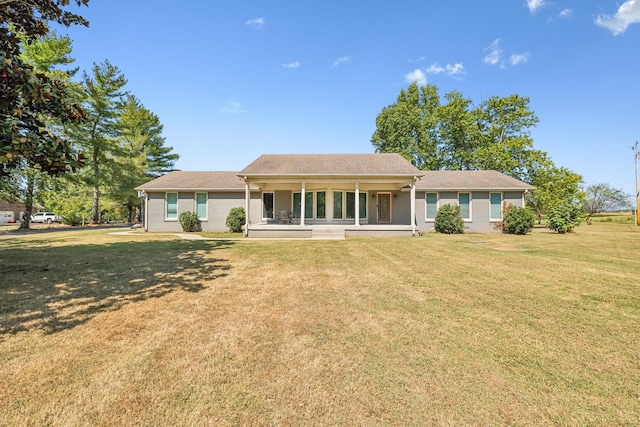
[[635, 141, 639, 226]]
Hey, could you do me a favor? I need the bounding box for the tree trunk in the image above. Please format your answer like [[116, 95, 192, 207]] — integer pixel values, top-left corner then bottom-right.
[[90, 146, 100, 224], [18, 173, 35, 230]]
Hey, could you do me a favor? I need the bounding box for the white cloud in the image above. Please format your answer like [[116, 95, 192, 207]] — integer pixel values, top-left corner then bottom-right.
[[426, 62, 464, 77], [445, 63, 464, 76], [527, 0, 546, 13], [510, 53, 530, 65], [595, 0, 640, 35], [282, 61, 301, 68], [333, 56, 351, 67], [404, 69, 427, 86], [222, 102, 244, 114], [246, 17, 265, 28], [426, 64, 444, 74], [559, 9, 572, 18], [483, 39, 502, 65]]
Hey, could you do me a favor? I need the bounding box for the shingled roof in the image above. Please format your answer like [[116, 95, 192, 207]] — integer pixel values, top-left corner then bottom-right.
[[136, 171, 252, 191], [239, 154, 423, 177], [416, 170, 534, 191]]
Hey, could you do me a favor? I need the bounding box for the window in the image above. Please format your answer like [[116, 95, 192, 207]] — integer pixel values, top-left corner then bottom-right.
[[196, 192, 207, 219], [293, 193, 301, 218], [293, 192, 313, 219], [316, 191, 326, 219], [166, 192, 178, 219], [490, 192, 502, 221], [458, 192, 471, 220], [359, 192, 367, 219], [346, 192, 356, 219], [342, 191, 368, 220], [262, 192, 274, 220], [333, 191, 343, 219], [425, 192, 438, 220]]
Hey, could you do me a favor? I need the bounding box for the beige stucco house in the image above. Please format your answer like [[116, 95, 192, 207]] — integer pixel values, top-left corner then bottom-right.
[[135, 153, 534, 237]]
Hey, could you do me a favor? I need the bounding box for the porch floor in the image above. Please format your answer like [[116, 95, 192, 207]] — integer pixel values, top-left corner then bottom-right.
[[247, 223, 418, 238]]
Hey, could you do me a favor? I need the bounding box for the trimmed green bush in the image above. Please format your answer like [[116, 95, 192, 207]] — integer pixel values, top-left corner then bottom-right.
[[502, 206, 535, 235], [226, 207, 246, 233], [179, 211, 201, 232], [435, 203, 464, 234], [547, 203, 583, 234]]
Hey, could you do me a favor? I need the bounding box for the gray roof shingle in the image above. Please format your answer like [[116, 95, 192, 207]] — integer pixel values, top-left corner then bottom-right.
[[135, 171, 250, 191], [416, 170, 534, 191], [135, 159, 533, 192], [239, 153, 423, 177]]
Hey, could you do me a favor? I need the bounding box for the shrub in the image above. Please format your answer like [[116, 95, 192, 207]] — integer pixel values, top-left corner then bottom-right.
[[179, 211, 201, 232], [226, 207, 246, 233], [502, 206, 535, 235], [61, 213, 83, 226], [547, 203, 583, 234], [434, 203, 464, 234]]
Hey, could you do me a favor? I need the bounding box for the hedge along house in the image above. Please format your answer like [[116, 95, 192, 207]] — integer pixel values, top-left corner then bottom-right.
[[135, 153, 534, 237]]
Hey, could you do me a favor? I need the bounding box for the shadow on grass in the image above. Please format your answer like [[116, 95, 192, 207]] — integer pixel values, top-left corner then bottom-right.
[[0, 239, 233, 338]]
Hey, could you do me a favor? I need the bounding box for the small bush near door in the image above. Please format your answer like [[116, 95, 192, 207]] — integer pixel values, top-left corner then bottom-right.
[[226, 207, 246, 233], [179, 211, 201, 232], [435, 204, 464, 234]]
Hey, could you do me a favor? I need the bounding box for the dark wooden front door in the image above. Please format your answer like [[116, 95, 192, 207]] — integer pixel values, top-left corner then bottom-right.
[[377, 193, 391, 223]]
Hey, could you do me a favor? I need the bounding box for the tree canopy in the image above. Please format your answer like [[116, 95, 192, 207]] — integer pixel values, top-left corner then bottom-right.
[[1, 0, 89, 179], [371, 82, 547, 182], [583, 183, 632, 218]]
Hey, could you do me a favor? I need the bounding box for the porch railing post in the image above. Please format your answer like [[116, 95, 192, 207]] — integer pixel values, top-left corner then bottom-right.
[[244, 177, 250, 237], [411, 177, 416, 236], [355, 181, 360, 226], [300, 181, 306, 226]]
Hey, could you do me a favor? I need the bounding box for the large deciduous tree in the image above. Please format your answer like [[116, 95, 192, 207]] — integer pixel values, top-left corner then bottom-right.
[[371, 83, 546, 183], [583, 183, 632, 221], [371, 83, 441, 170], [526, 165, 584, 224], [1, 0, 88, 182]]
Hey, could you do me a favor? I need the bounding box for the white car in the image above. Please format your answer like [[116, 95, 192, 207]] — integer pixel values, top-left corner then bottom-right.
[[31, 212, 61, 224]]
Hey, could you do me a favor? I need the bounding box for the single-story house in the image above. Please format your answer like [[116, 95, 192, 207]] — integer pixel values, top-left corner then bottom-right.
[[135, 153, 534, 237], [0, 199, 44, 223]]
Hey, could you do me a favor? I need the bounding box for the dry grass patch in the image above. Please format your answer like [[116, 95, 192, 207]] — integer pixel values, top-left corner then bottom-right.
[[1, 223, 639, 425]]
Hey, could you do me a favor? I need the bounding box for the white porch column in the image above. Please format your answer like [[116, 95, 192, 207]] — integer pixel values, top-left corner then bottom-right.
[[244, 177, 250, 237], [355, 182, 360, 226], [300, 181, 306, 226], [411, 177, 416, 236]]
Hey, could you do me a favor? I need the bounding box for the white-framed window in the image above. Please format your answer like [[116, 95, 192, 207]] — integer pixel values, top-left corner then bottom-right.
[[458, 192, 471, 221], [425, 192, 438, 221], [333, 190, 343, 219], [166, 192, 178, 220], [196, 192, 207, 220], [293, 192, 313, 219], [332, 191, 367, 220], [316, 191, 326, 219], [262, 192, 274, 220], [345, 191, 367, 219], [490, 192, 502, 221]]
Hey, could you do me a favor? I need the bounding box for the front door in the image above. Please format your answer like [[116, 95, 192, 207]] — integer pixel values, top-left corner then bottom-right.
[[377, 193, 391, 223]]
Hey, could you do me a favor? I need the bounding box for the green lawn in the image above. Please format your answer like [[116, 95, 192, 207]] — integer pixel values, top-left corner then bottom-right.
[[1, 221, 639, 426]]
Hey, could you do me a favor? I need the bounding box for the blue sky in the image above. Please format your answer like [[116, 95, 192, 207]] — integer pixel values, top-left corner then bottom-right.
[[58, 0, 640, 195]]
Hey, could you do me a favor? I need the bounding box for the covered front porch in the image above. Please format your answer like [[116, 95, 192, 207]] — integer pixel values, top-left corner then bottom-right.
[[238, 153, 424, 238], [242, 180, 419, 238]]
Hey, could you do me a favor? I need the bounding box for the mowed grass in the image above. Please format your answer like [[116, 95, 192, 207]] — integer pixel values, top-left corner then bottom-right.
[[1, 221, 639, 426]]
